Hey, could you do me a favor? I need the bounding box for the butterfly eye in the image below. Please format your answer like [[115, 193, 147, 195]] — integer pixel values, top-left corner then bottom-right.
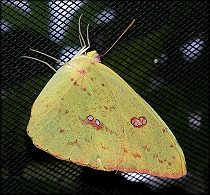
[[94, 56, 101, 62]]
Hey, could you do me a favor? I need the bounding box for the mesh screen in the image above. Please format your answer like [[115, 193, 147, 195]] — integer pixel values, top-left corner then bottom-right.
[[1, 1, 209, 194]]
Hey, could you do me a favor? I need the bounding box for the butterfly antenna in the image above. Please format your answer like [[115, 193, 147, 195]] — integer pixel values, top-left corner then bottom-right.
[[29, 49, 62, 64], [87, 23, 90, 48], [21, 56, 57, 72], [78, 14, 86, 48], [100, 19, 135, 57], [73, 16, 90, 60], [79, 34, 83, 48]]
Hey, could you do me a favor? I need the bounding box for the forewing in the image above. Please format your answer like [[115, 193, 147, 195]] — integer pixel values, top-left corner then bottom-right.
[[92, 62, 187, 178]]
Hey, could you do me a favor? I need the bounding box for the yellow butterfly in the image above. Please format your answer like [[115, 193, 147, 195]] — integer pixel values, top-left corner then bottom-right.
[[24, 16, 187, 179]]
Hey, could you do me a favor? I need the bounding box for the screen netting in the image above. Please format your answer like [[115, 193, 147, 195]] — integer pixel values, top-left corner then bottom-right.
[[1, 1, 209, 194]]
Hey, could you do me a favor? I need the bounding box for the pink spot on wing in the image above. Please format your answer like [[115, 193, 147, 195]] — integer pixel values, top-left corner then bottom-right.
[[73, 81, 79, 87], [68, 139, 80, 147], [130, 116, 147, 128], [87, 115, 94, 121], [79, 115, 103, 130], [71, 78, 74, 81], [143, 145, 150, 152], [132, 153, 141, 158], [105, 126, 114, 135], [77, 69, 86, 75], [81, 88, 91, 96], [95, 119, 102, 129], [104, 106, 115, 111]]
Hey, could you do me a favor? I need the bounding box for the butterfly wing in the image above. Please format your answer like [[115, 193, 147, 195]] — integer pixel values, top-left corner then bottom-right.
[[27, 55, 187, 178], [92, 61, 187, 178]]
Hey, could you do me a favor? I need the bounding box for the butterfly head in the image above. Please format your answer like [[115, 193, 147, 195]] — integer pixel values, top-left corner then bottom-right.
[[87, 51, 101, 62]]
